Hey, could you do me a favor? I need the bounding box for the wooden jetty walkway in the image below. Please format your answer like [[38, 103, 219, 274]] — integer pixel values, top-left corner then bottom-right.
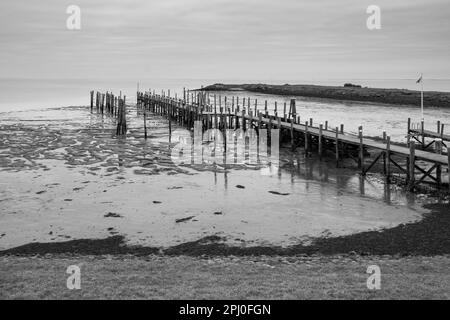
[[90, 89, 450, 192]]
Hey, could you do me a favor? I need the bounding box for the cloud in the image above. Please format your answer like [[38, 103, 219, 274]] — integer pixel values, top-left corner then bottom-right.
[[0, 0, 448, 80]]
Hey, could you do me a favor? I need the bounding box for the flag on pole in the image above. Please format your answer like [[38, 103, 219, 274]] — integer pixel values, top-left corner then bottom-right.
[[417, 73, 424, 120]]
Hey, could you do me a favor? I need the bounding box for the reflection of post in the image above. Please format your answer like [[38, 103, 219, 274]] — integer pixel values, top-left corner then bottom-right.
[[359, 175, 365, 195], [384, 180, 391, 204], [270, 129, 279, 170]]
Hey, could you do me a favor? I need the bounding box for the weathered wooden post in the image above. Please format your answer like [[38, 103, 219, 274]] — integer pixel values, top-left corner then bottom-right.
[[421, 120, 425, 147], [258, 112, 263, 135], [335, 127, 339, 167], [289, 99, 296, 120], [408, 142, 416, 190], [90, 91, 94, 112], [101, 93, 105, 114], [116, 98, 127, 136], [290, 119, 295, 151], [169, 100, 172, 137], [340, 124, 344, 134], [436, 140, 443, 187], [448, 151, 450, 193], [386, 136, 391, 183], [358, 126, 364, 170], [305, 121, 309, 156], [144, 95, 147, 140], [319, 123, 323, 160], [407, 118, 411, 146]]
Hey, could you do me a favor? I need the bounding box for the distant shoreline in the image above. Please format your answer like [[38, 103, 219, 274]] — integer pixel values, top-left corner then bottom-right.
[[201, 83, 450, 108]]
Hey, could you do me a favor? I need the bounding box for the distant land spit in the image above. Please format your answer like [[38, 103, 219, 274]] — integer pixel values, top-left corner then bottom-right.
[[201, 83, 450, 108]]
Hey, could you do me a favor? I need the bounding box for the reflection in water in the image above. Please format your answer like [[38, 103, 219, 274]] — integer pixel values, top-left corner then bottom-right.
[[209, 143, 415, 210]]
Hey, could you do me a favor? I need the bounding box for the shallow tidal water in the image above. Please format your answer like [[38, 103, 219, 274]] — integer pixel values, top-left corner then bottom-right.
[[0, 105, 444, 250]]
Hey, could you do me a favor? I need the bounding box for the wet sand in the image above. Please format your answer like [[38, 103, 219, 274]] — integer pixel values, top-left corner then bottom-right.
[[0, 105, 449, 256]]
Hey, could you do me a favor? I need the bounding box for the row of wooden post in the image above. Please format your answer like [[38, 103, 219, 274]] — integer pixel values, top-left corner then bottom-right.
[[90, 90, 127, 136]]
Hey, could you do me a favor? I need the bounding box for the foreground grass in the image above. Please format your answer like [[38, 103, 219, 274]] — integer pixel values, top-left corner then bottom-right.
[[0, 254, 449, 299]]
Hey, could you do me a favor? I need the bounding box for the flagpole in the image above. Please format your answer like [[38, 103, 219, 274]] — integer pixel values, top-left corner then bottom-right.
[[421, 73, 424, 121]]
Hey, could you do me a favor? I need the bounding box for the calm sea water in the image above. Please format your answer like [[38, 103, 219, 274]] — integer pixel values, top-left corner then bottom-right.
[[1, 78, 450, 142]]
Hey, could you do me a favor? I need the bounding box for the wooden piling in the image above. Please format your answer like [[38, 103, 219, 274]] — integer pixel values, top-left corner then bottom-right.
[[421, 120, 425, 147], [407, 118, 411, 146], [358, 126, 364, 170], [335, 127, 339, 167], [290, 119, 294, 151], [289, 99, 296, 120], [90, 91, 94, 112], [409, 142, 416, 189], [448, 151, 450, 192], [436, 138, 442, 186], [116, 98, 127, 136], [318, 124, 323, 160], [143, 98, 147, 139], [386, 136, 391, 182], [305, 121, 309, 156]]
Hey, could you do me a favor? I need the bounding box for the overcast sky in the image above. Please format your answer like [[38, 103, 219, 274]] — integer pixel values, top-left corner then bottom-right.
[[0, 0, 449, 81]]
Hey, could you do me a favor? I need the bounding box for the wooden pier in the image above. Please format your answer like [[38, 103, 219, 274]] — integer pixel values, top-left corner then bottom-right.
[[92, 89, 450, 192]]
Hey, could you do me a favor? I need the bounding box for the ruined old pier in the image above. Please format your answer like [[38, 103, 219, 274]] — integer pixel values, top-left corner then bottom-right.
[[90, 89, 450, 192]]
